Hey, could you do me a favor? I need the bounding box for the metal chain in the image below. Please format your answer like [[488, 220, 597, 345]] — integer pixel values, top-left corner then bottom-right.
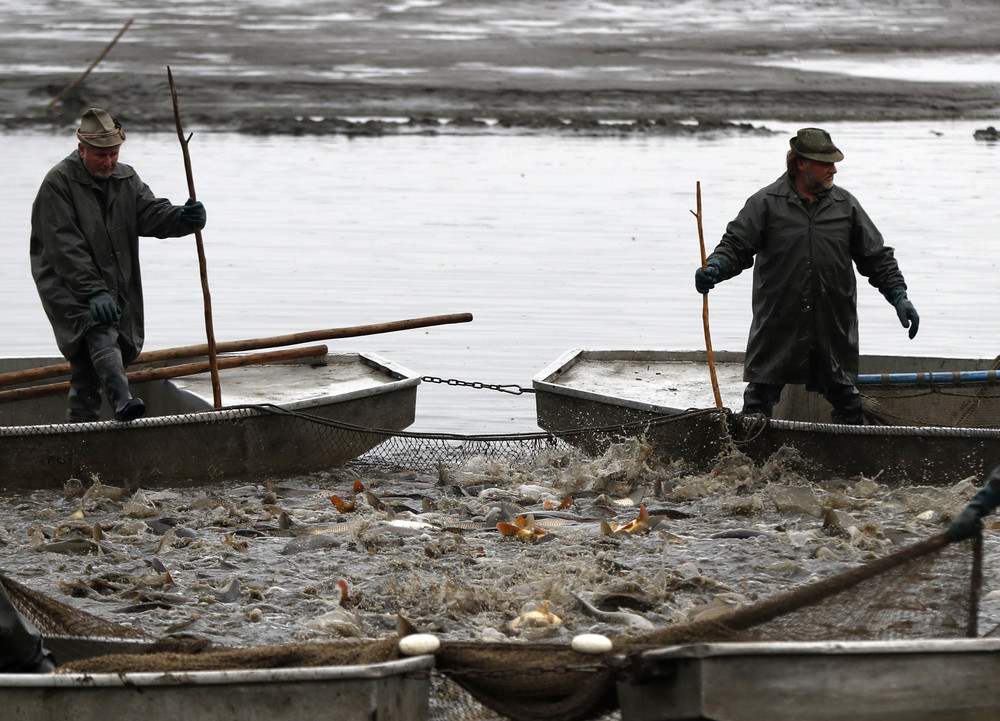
[[420, 376, 535, 395]]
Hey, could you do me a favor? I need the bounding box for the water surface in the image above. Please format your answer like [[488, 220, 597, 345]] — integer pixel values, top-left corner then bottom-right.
[[4, 121, 998, 431]]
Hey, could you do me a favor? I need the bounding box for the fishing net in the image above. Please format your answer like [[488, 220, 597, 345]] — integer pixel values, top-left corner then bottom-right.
[[859, 355, 1000, 428], [1, 572, 152, 640], [431, 533, 981, 721], [0, 408, 991, 720], [861, 382, 1000, 428], [259, 405, 704, 474], [3, 531, 983, 721]]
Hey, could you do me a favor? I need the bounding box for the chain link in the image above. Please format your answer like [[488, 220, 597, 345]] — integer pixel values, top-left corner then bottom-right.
[[420, 376, 535, 395]]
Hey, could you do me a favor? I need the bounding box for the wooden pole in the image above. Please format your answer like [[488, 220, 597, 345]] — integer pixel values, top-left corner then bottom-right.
[[0, 313, 473, 389], [167, 66, 222, 408], [690, 181, 723, 409], [47, 19, 134, 113], [0, 345, 327, 405]]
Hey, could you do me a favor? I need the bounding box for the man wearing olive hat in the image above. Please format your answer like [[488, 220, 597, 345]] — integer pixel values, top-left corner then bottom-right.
[[694, 127, 919, 424], [30, 108, 207, 422]]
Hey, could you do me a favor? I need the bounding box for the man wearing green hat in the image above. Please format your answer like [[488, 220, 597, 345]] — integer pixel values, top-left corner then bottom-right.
[[30, 108, 207, 422], [694, 127, 919, 424]]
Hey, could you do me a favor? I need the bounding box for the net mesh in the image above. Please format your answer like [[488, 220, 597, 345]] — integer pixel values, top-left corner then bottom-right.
[[254, 404, 688, 474], [3, 532, 979, 721], [862, 383, 1000, 428], [1, 410, 987, 721], [859, 353, 1000, 428]]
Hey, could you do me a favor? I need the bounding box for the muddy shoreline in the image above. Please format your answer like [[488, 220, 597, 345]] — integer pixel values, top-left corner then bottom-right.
[[5, 72, 999, 138], [2, 0, 999, 137]]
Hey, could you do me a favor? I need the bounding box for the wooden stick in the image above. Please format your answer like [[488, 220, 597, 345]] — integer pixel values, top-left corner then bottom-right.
[[0, 313, 473, 389], [690, 181, 723, 409], [47, 19, 134, 113], [0, 345, 327, 405], [167, 66, 222, 408]]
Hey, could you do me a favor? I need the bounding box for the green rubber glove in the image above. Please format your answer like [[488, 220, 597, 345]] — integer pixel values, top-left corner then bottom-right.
[[894, 297, 919, 339], [885, 286, 919, 339], [947, 504, 987, 541], [89, 292, 121, 325], [695, 259, 725, 294], [180, 198, 206, 228], [947, 480, 1000, 541]]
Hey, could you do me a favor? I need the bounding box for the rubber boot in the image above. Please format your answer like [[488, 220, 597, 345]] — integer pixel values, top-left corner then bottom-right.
[[66, 384, 102, 422], [827, 383, 864, 425], [92, 346, 145, 422], [66, 351, 102, 421], [741, 382, 784, 417]]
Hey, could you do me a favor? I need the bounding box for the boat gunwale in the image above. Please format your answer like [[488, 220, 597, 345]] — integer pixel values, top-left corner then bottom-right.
[[0, 654, 434, 687], [534, 348, 1000, 438], [532, 348, 744, 416], [623, 638, 1000, 662], [0, 351, 420, 437]]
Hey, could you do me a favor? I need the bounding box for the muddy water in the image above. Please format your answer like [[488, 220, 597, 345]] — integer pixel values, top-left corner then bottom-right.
[[1, 114, 999, 656], [2, 122, 1000, 663], [3, 121, 998, 432], [0, 440, 995, 648]]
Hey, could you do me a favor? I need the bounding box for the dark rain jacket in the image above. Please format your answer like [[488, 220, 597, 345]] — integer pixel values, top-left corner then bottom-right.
[[0, 582, 41, 670], [30, 151, 199, 362], [706, 173, 906, 387]]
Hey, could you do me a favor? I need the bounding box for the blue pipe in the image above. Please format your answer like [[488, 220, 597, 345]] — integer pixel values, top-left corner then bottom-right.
[[857, 370, 1000, 386]]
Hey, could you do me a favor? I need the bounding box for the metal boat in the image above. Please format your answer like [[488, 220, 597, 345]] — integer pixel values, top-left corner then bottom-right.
[[615, 639, 1000, 721], [0, 654, 433, 721], [0, 351, 419, 489], [533, 349, 1000, 483]]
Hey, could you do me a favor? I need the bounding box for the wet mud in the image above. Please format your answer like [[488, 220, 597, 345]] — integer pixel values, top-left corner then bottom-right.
[[1, 0, 998, 137]]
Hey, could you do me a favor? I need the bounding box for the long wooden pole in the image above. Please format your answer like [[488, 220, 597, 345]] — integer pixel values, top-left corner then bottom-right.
[[167, 66, 222, 407], [691, 181, 723, 409], [47, 18, 134, 113], [0, 313, 473, 388], [0, 345, 327, 405]]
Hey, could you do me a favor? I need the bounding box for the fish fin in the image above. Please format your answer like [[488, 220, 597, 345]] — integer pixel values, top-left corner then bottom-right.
[[397, 614, 420, 637], [628, 487, 647, 506]]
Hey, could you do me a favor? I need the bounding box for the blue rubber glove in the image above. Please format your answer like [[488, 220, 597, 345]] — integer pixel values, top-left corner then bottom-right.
[[89, 292, 121, 325], [695, 259, 725, 295], [180, 198, 206, 228]]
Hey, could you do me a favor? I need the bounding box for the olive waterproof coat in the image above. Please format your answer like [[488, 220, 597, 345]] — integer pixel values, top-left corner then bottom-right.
[[30, 151, 198, 362], [706, 174, 906, 387]]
